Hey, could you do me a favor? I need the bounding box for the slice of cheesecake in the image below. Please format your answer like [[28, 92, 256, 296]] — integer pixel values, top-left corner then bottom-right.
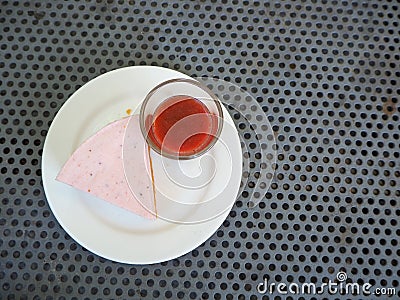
[[56, 115, 156, 220]]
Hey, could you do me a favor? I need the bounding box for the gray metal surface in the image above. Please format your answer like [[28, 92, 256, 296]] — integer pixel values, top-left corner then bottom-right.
[[1, 0, 399, 299]]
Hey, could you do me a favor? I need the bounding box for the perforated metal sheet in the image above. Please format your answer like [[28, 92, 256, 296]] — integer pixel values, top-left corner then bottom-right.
[[1, 0, 400, 299]]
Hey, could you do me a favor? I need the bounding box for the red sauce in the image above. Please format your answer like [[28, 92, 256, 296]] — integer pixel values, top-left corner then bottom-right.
[[149, 96, 215, 156]]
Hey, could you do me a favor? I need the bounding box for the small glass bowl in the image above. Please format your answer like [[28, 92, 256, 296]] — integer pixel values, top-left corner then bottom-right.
[[139, 78, 224, 160]]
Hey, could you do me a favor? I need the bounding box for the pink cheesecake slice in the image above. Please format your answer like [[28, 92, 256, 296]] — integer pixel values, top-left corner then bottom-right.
[[56, 115, 156, 220]]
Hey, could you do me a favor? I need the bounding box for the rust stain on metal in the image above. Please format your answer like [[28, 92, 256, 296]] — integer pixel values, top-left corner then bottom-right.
[[383, 98, 396, 116]]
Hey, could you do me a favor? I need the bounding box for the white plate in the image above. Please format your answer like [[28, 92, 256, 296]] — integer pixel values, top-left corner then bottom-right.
[[42, 66, 242, 264]]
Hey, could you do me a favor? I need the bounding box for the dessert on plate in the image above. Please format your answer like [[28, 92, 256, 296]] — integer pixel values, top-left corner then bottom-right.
[[56, 115, 156, 220]]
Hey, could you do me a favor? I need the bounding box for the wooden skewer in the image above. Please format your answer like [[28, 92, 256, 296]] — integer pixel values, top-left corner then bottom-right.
[[147, 144, 158, 218]]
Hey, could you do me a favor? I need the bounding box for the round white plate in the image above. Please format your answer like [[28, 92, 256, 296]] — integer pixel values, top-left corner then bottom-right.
[[42, 66, 242, 264]]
